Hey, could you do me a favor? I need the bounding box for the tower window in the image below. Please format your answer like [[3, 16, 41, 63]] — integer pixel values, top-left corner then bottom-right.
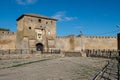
[[38, 19, 41, 23], [29, 27, 31, 29], [46, 22, 48, 24]]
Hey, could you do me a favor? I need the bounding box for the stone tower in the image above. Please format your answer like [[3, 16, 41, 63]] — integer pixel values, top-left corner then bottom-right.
[[16, 14, 57, 51]]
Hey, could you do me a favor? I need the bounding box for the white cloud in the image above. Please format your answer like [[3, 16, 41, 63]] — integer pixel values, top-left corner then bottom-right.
[[51, 11, 77, 21], [64, 17, 77, 21], [16, 0, 37, 5]]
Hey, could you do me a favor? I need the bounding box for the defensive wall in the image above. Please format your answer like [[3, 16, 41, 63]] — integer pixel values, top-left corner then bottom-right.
[[56, 35, 117, 51], [0, 13, 118, 59], [0, 31, 117, 51], [84, 36, 117, 50], [0, 31, 16, 50]]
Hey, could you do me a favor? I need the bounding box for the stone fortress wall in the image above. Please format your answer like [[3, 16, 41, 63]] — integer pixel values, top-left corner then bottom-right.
[[0, 13, 117, 52], [0, 31, 117, 51], [0, 31, 16, 49], [56, 35, 84, 51], [56, 35, 117, 51], [84, 36, 117, 50]]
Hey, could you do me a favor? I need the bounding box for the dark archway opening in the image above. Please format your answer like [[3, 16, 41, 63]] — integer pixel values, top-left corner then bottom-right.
[[36, 43, 44, 51]]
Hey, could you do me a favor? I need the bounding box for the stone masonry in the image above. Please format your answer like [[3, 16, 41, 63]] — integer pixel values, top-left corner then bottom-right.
[[0, 13, 117, 51]]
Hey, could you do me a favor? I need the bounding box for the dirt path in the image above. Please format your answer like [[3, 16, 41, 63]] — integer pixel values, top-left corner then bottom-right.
[[0, 57, 109, 80]]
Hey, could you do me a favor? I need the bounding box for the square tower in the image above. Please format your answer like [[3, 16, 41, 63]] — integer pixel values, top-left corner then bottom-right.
[[16, 14, 57, 51]]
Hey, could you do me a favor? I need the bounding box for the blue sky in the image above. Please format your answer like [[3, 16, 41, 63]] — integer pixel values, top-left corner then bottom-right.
[[0, 0, 120, 36]]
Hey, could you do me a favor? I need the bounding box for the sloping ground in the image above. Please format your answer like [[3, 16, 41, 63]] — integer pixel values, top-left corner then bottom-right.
[[0, 57, 109, 80]]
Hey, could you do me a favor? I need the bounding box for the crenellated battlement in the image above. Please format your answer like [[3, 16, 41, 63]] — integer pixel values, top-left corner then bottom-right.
[[56, 35, 117, 39], [0, 31, 16, 40], [85, 36, 117, 39], [0, 31, 15, 36], [56, 36, 71, 39]]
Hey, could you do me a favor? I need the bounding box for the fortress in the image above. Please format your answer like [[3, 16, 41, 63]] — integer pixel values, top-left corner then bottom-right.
[[0, 14, 117, 51]]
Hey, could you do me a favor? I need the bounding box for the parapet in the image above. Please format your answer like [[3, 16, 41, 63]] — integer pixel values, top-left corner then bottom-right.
[[56, 34, 77, 38], [0, 31, 15, 35], [56, 36, 71, 39], [56, 35, 117, 39], [85, 36, 117, 39]]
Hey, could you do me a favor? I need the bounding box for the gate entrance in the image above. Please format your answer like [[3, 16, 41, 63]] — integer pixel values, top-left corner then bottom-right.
[[36, 43, 44, 51]]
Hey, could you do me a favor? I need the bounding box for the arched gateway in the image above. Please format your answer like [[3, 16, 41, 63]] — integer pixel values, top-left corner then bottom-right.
[[36, 43, 44, 51]]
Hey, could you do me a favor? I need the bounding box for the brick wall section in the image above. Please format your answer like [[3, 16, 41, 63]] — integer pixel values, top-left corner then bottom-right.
[[56, 35, 117, 51], [55, 36, 71, 51], [84, 36, 117, 50], [0, 31, 16, 49]]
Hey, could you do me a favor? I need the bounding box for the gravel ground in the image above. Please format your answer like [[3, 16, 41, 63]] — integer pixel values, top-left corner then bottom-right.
[[0, 57, 109, 80], [0, 58, 50, 69]]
